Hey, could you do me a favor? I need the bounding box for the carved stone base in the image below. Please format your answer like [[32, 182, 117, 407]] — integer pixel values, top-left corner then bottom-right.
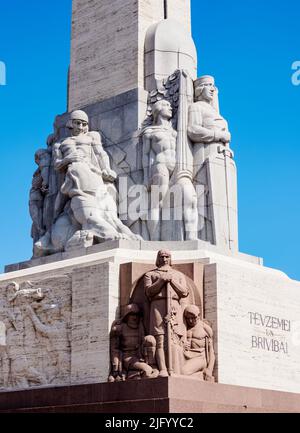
[[0, 378, 300, 413], [1, 243, 300, 394]]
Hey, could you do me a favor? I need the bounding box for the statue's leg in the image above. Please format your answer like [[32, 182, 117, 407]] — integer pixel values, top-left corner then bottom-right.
[[86, 218, 121, 241], [155, 335, 168, 377], [131, 360, 153, 377], [110, 215, 142, 241], [177, 177, 198, 240], [182, 357, 207, 376], [148, 164, 169, 241]]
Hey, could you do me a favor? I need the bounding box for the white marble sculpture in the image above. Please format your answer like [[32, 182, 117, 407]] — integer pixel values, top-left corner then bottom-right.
[[141, 71, 198, 242], [30, 73, 237, 252], [187, 75, 238, 250], [142, 100, 177, 240], [32, 110, 140, 256]]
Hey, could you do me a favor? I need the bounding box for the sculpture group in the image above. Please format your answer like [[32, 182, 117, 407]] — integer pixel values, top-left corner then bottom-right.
[[108, 250, 215, 382], [25, 69, 230, 387], [30, 72, 237, 256]]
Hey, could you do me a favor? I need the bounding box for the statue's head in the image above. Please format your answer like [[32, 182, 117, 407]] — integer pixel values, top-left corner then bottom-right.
[[184, 304, 200, 328], [122, 303, 141, 329], [152, 100, 172, 123], [34, 149, 49, 165], [156, 249, 172, 268], [6, 282, 19, 303], [66, 110, 89, 136], [194, 75, 216, 103]]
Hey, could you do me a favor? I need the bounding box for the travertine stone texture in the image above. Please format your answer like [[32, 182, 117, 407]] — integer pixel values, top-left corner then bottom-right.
[[5, 239, 262, 273], [144, 19, 197, 91], [69, 0, 191, 110], [204, 258, 300, 393], [0, 256, 120, 391], [31, 109, 141, 258], [2, 246, 300, 393], [71, 262, 119, 384]]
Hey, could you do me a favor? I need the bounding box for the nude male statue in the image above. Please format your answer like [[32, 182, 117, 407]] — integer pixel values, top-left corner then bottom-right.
[[142, 100, 198, 241], [142, 100, 177, 240], [182, 305, 215, 381]]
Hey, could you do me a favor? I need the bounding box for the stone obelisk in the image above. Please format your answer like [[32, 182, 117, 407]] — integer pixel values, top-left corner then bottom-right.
[[2, 0, 300, 414], [68, 0, 192, 110]]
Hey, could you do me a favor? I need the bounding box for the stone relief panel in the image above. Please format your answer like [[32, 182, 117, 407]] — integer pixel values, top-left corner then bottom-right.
[[108, 250, 215, 382], [0, 276, 71, 390]]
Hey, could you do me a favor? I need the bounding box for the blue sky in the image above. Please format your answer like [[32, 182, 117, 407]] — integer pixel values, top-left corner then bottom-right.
[[0, 0, 299, 279]]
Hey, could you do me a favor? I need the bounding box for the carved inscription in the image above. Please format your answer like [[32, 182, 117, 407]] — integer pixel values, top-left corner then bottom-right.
[[249, 312, 290, 355]]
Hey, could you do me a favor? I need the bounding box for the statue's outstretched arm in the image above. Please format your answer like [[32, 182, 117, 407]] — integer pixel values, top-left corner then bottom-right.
[[25, 304, 53, 337]]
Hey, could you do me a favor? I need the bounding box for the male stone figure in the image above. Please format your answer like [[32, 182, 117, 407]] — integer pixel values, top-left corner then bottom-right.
[[187, 75, 238, 250], [108, 304, 158, 381], [182, 305, 215, 381], [29, 149, 51, 242], [34, 110, 140, 254], [142, 100, 177, 240], [142, 99, 198, 241], [143, 250, 189, 376]]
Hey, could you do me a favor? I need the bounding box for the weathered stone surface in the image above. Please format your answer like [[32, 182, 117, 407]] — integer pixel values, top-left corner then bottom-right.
[[71, 261, 119, 384], [109, 255, 210, 384], [69, 0, 191, 110], [0, 275, 72, 390], [204, 258, 300, 393], [2, 246, 300, 394], [145, 18, 197, 91]]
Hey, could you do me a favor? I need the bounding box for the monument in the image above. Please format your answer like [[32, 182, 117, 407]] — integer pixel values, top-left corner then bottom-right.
[[1, 0, 300, 413]]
